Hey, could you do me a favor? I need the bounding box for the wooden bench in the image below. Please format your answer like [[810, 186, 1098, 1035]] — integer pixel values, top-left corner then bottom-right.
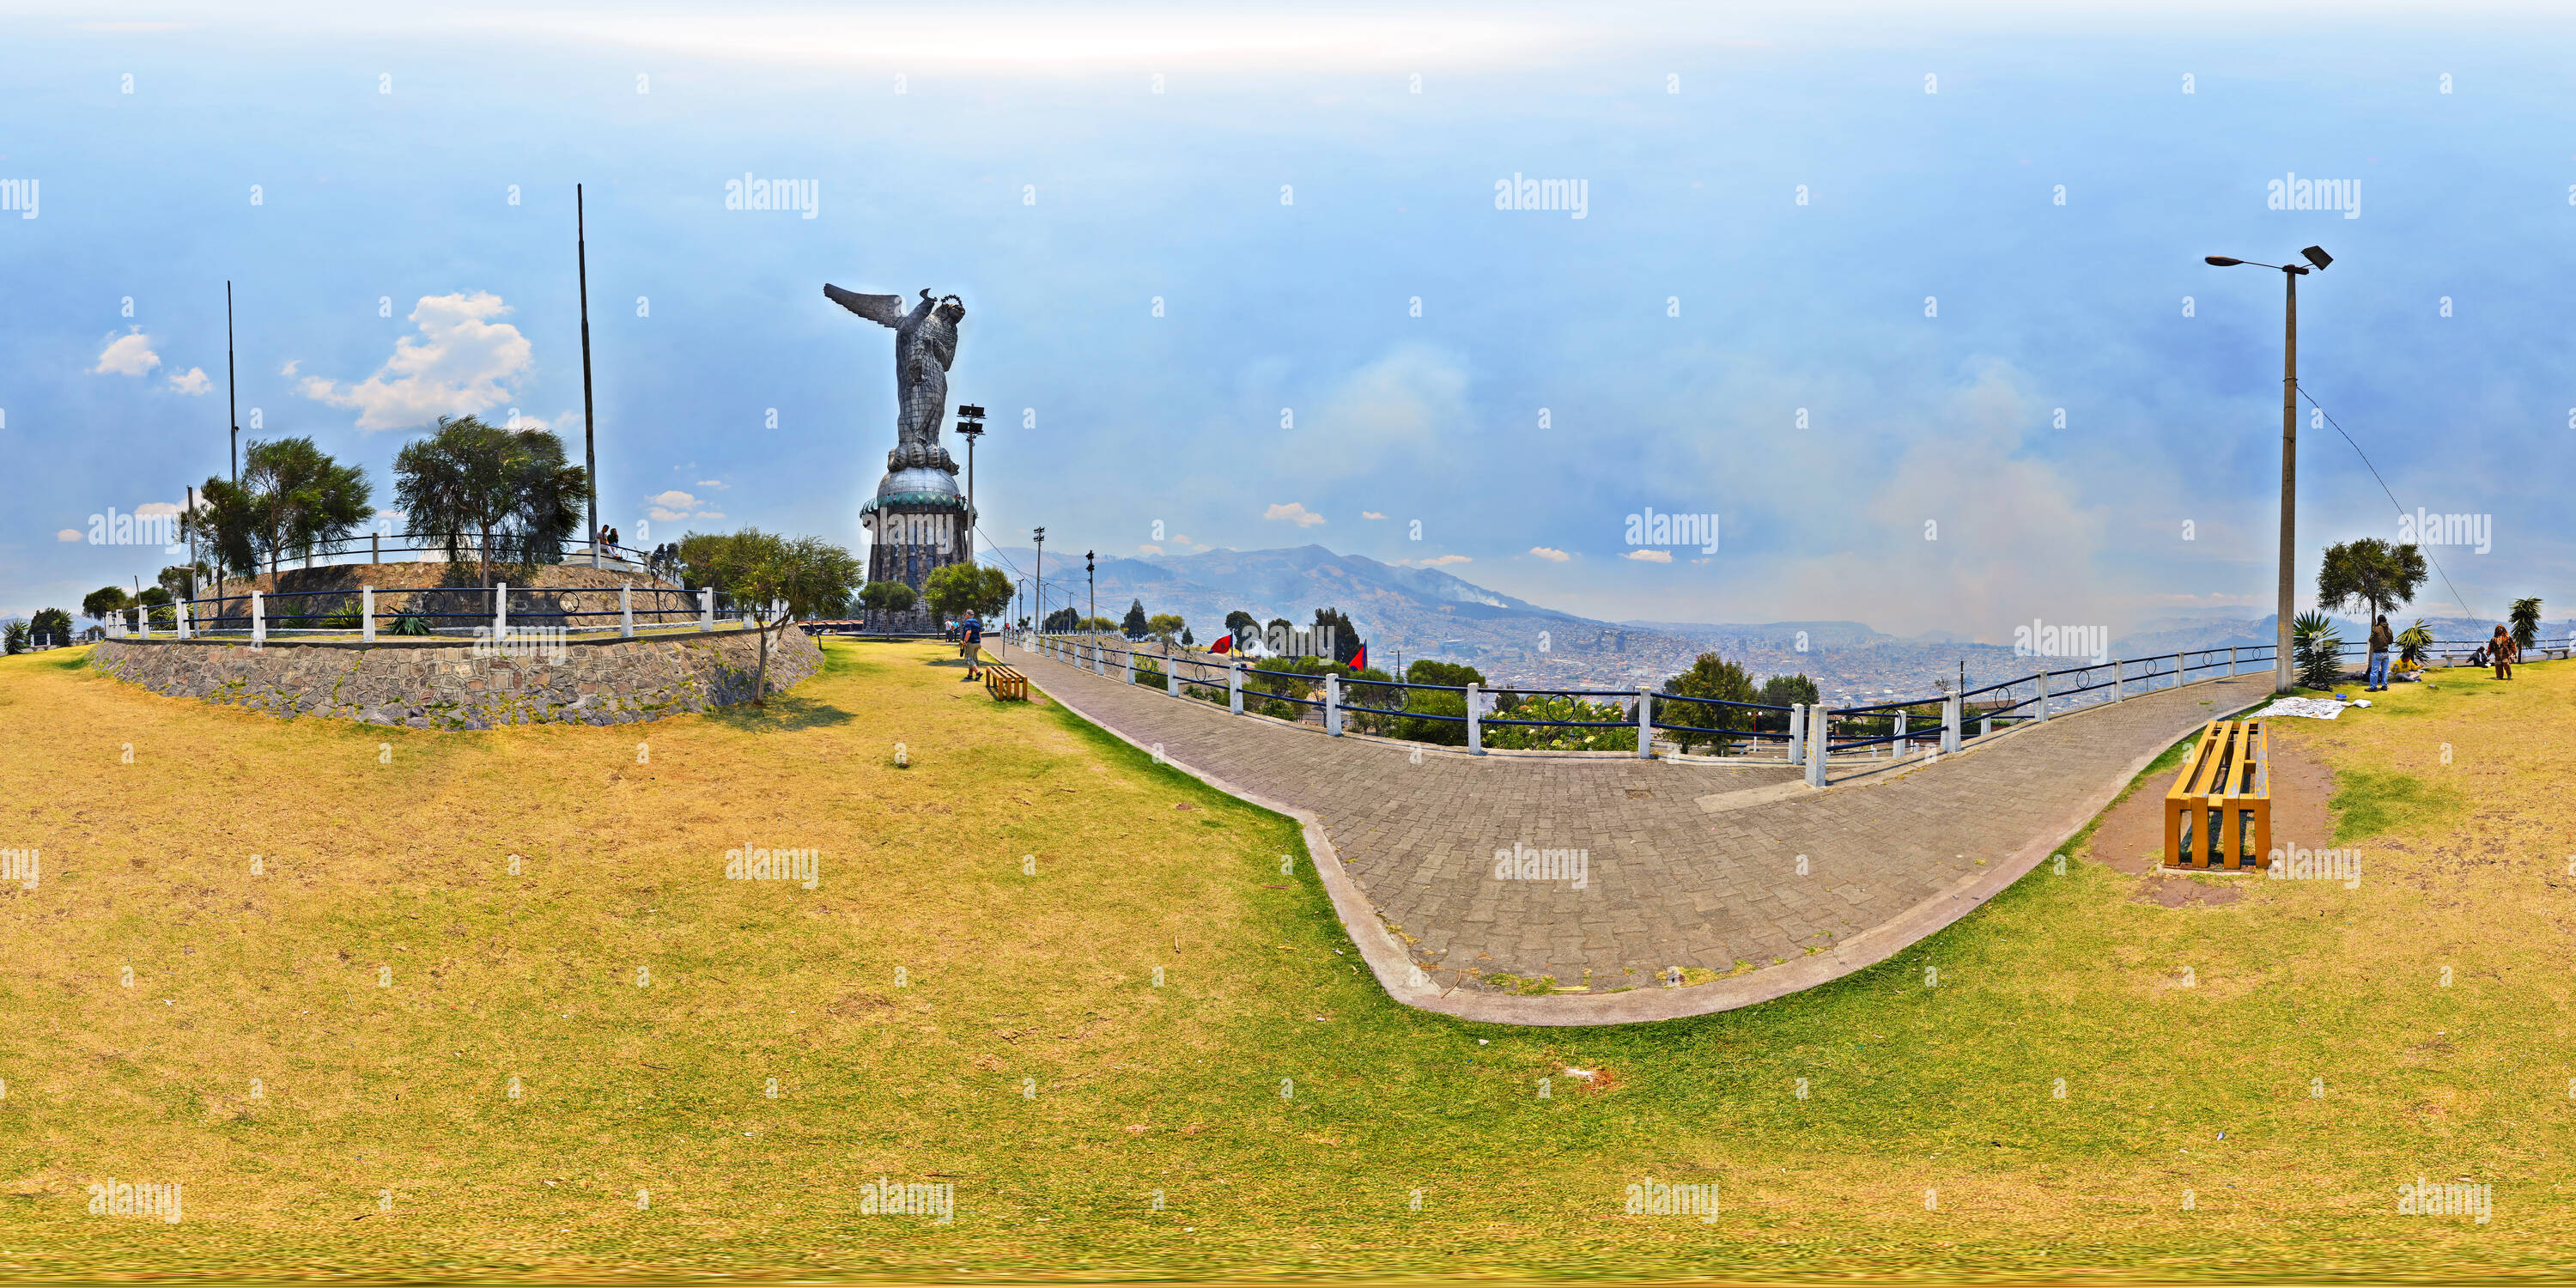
[[982, 659, 1027, 702], [2164, 717, 2269, 871]]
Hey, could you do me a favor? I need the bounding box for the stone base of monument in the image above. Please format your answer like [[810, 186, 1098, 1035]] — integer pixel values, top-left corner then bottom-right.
[[88, 625, 823, 730]]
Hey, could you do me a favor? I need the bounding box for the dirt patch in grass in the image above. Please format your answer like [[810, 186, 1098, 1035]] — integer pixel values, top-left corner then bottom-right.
[[2084, 738, 2335, 882]]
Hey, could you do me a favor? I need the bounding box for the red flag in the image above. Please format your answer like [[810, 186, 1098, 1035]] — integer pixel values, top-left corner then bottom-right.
[[1209, 634, 1231, 654], [1349, 642, 1367, 671]]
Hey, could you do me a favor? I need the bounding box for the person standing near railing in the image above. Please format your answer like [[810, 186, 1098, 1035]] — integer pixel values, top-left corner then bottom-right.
[[2365, 614, 2392, 692]]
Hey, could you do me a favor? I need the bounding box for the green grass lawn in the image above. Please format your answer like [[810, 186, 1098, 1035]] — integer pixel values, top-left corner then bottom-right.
[[0, 641, 2567, 1280]]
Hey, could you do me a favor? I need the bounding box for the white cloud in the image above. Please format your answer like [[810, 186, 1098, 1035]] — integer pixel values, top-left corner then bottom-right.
[[133, 501, 183, 518], [696, 479, 727, 489], [645, 489, 725, 524], [1265, 501, 1326, 527], [1419, 554, 1472, 566], [1138, 544, 1164, 556], [93, 328, 161, 377], [1362, 510, 1387, 520], [56, 529, 82, 542], [279, 359, 300, 377], [1528, 546, 1571, 562], [296, 291, 535, 432], [1622, 549, 1674, 562], [167, 367, 212, 395]]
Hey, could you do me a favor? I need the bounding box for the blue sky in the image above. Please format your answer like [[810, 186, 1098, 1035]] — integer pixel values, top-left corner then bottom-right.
[[3, 1, 2568, 637]]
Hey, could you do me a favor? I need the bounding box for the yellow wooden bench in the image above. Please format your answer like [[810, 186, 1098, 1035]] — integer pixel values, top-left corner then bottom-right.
[[982, 659, 1027, 702], [2164, 717, 2269, 871]]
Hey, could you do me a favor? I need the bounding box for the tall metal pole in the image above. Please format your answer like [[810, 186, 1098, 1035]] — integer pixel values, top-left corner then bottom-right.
[[1033, 527, 1045, 631], [226, 281, 239, 488], [578, 184, 600, 568], [2276, 268, 2298, 694]]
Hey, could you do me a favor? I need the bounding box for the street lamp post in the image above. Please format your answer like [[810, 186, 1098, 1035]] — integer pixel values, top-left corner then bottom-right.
[[2206, 246, 2330, 695], [1086, 550, 1095, 636], [955, 404, 986, 560], [1033, 527, 1045, 633]]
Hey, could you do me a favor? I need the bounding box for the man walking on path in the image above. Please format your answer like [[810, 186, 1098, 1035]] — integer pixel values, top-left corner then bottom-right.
[[962, 612, 984, 681], [2366, 614, 2393, 691]]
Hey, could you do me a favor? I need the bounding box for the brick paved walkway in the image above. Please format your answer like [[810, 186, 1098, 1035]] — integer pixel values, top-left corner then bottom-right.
[[1001, 641, 2271, 1024]]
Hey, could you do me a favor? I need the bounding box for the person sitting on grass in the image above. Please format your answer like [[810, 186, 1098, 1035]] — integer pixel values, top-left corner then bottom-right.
[[2491, 624, 2516, 680], [962, 611, 983, 681]]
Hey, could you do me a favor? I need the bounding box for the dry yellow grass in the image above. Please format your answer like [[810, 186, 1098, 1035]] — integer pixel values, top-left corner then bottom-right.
[[0, 642, 2569, 1280]]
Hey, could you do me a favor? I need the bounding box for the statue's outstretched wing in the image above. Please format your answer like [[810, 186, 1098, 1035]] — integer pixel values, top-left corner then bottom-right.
[[823, 284, 907, 327]]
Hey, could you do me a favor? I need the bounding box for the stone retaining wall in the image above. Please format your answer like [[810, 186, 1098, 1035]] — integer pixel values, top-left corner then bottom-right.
[[89, 626, 823, 729]]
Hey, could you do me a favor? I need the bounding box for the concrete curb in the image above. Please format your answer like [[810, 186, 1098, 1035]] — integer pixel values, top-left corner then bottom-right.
[[1006, 641, 2272, 1028]]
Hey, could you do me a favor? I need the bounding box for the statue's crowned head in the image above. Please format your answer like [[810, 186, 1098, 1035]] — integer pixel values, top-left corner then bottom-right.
[[933, 292, 965, 325]]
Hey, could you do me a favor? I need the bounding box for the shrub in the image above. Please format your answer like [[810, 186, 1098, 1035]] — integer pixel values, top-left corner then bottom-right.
[[2292, 611, 2344, 690]]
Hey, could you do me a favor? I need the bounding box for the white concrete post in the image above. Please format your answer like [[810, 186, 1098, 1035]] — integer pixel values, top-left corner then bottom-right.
[[1123, 649, 1134, 683], [137, 606, 150, 639], [2036, 666, 2050, 720], [495, 582, 508, 635], [1803, 709, 1826, 787], [699, 588, 714, 632], [620, 585, 634, 637], [2177, 652, 2187, 690], [1636, 686, 1652, 758], [1466, 681, 1484, 755], [252, 592, 265, 647], [177, 598, 191, 640], [1981, 714, 1993, 738], [1168, 659, 1182, 697], [1327, 673, 1343, 735], [361, 587, 376, 642], [1944, 690, 1961, 754], [1227, 661, 1243, 715], [1894, 710, 1907, 755], [2229, 646, 2239, 676], [2112, 659, 2123, 701], [1788, 703, 1806, 765]]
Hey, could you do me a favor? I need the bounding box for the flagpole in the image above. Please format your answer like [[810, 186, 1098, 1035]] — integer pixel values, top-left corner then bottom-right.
[[577, 184, 599, 568]]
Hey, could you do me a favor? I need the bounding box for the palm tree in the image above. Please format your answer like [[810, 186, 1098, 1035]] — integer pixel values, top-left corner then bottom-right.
[[2508, 597, 2543, 653], [392, 416, 588, 586]]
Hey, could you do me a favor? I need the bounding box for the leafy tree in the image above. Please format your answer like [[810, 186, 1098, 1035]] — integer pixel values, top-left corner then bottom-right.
[[1044, 606, 1080, 632], [2292, 611, 2345, 691], [2317, 538, 2428, 623], [1389, 659, 1486, 745], [137, 586, 176, 628], [392, 415, 586, 587], [157, 564, 196, 602], [30, 608, 72, 647], [183, 478, 259, 588], [1121, 598, 1149, 638], [1755, 673, 1823, 738], [923, 562, 1013, 621], [1080, 615, 1119, 632], [1146, 613, 1185, 643], [860, 580, 918, 613], [1311, 606, 1360, 664], [2509, 597, 2543, 652], [1662, 652, 1759, 753], [697, 529, 862, 705], [82, 586, 132, 623], [1224, 610, 1258, 640], [1180, 627, 1194, 646], [240, 435, 374, 577]]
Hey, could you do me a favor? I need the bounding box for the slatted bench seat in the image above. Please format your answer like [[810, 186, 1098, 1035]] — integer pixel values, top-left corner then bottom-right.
[[2164, 717, 2269, 871], [982, 661, 1027, 702]]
